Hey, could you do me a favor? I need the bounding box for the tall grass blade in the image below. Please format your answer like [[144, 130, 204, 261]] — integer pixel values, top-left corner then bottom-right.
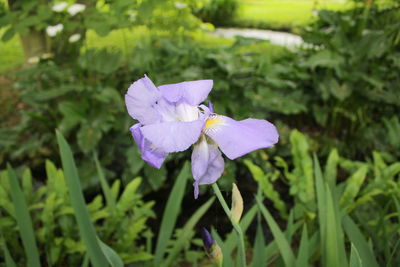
[[251, 219, 266, 267], [94, 153, 116, 212], [6, 164, 41, 267], [296, 225, 309, 267], [163, 197, 215, 266], [98, 238, 124, 267], [1, 232, 17, 267], [154, 162, 190, 265], [314, 154, 326, 265], [56, 130, 108, 267], [256, 196, 295, 266], [325, 185, 340, 267], [349, 243, 363, 267], [393, 196, 400, 222], [342, 216, 379, 267]]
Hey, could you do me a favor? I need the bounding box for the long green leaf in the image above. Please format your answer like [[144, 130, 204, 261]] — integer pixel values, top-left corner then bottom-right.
[[256, 196, 295, 266], [1, 231, 17, 267], [7, 164, 41, 267], [349, 243, 363, 267], [163, 197, 215, 266], [342, 216, 379, 267], [296, 225, 309, 267], [98, 238, 124, 267], [325, 185, 339, 267], [251, 217, 266, 267], [314, 154, 326, 265], [56, 130, 108, 267], [94, 153, 116, 212], [154, 162, 190, 265]]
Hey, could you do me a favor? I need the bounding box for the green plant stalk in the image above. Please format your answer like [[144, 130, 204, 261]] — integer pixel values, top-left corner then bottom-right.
[[212, 183, 246, 267]]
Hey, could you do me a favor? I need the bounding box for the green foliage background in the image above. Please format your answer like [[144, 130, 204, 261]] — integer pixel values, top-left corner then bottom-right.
[[0, 0, 400, 266]]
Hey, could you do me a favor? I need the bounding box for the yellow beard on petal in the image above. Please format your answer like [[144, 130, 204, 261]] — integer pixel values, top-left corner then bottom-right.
[[204, 116, 224, 131]]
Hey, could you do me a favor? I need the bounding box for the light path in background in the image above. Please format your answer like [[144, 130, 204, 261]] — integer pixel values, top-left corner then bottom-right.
[[213, 28, 304, 47]]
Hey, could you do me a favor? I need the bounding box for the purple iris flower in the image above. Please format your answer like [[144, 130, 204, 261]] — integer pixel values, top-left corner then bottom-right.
[[125, 75, 279, 198]]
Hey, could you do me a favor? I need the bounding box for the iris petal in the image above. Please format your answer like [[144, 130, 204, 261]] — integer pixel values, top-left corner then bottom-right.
[[158, 80, 213, 105], [191, 136, 224, 199], [204, 115, 279, 160], [130, 123, 168, 169], [141, 120, 205, 153], [125, 75, 161, 125]]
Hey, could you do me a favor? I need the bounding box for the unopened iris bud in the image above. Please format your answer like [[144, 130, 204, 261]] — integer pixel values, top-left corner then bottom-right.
[[201, 228, 223, 266], [231, 183, 244, 223]]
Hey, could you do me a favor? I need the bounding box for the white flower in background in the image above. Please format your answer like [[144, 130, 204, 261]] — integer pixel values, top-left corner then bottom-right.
[[67, 4, 86, 16], [68, 33, 81, 43], [27, 56, 40, 64], [174, 1, 187, 9], [46, 24, 64, 37], [41, 53, 54, 59], [52, 2, 68, 12]]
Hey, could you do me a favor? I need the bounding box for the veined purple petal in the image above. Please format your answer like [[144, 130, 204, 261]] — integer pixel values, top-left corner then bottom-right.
[[130, 123, 168, 169], [158, 80, 213, 105], [204, 115, 279, 160], [140, 120, 205, 153], [192, 136, 224, 199], [125, 75, 161, 125]]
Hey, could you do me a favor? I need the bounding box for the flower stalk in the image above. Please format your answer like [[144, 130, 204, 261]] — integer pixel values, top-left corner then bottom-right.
[[212, 183, 246, 267]]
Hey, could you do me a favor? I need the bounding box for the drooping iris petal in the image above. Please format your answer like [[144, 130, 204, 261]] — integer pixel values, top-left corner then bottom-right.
[[140, 120, 205, 153], [204, 115, 279, 160], [191, 136, 224, 199], [125, 75, 161, 125], [130, 123, 168, 169], [158, 80, 213, 105]]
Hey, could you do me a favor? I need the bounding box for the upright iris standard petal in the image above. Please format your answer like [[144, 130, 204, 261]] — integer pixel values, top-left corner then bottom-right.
[[158, 80, 213, 105], [140, 120, 205, 153], [204, 115, 279, 160], [191, 136, 224, 198], [130, 124, 168, 169], [125, 75, 161, 125]]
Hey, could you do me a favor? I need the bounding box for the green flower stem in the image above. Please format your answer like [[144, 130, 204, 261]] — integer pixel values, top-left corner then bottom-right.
[[212, 183, 247, 267]]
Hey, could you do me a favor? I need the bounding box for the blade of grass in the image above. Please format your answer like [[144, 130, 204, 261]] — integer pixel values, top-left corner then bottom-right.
[[154, 162, 190, 265], [163, 197, 215, 266], [342, 216, 379, 267], [56, 130, 108, 267], [349, 243, 363, 267], [393, 196, 400, 222], [296, 225, 309, 267], [325, 185, 340, 267], [256, 196, 295, 266], [1, 231, 17, 267], [98, 238, 124, 267], [6, 164, 41, 267], [314, 154, 326, 265], [94, 153, 116, 213], [251, 217, 266, 267]]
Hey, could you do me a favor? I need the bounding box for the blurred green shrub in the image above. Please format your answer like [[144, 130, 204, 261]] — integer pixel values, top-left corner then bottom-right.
[[192, 0, 239, 26], [0, 0, 204, 61], [0, 160, 154, 265], [298, 4, 400, 157]]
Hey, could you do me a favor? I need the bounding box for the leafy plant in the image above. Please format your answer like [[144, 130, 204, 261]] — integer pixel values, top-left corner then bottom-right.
[[0, 157, 154, 265]]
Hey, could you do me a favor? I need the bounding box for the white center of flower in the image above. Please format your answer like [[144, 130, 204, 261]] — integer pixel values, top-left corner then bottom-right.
[[175, 102, 199, 122]]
